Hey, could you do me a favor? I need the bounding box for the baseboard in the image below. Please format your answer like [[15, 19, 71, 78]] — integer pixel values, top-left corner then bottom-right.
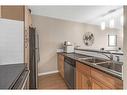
[[38, 70, 59, 76]]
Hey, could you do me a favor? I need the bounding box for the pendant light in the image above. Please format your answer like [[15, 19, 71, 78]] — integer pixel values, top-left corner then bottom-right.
[[109, 19, 115, 28], [120, 15, 123, 26], [101, 21, 106, 30]]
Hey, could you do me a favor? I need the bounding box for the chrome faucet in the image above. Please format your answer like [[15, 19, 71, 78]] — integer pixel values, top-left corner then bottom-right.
[[115, 55, 120, 62], [100, 50, 113, 61]]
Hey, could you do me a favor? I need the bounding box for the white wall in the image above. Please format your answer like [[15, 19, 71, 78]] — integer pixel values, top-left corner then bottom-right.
[[78, 23, 123, 50], [75, 50, 123, 62], [32, 15, 123, 74], [32, 15, 85, 74]]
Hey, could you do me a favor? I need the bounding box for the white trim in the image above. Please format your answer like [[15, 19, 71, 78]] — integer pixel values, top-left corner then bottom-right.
[[38, 70, 59, 76]]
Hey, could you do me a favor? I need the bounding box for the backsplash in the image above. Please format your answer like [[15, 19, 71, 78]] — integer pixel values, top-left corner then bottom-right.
[[75, 49, 123, 62]]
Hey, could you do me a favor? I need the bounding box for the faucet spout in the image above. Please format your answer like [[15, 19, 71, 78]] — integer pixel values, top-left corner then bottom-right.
[[100, 50, 113, 61]]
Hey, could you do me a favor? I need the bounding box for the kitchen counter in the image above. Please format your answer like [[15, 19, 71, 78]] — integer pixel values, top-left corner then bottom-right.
[[0, 64, 26, 89], [75, 48, 123, 55], [58, 52, 123, 80]]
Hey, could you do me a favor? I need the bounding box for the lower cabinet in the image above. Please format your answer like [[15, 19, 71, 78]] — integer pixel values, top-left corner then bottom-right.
[[91, 67, 123, 89], [76, 61, 123, 89], [57, 55, 123, 89], [91, 78, 109, 89], [76, 62, 91, 89], [76, 70, 91, 89], [57, 54, 64, 78]]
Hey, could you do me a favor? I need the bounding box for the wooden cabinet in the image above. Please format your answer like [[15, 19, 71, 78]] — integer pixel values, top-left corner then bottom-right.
[[91, 78, 109, 89], [76, 70, 91, 89], [76, 62, 91, 89], [91, 67, 123, 89], [57, 54, 64, 78], [1, 6, 24, 21], [91, 79, 102, 89], [76, 61, 123, 89]]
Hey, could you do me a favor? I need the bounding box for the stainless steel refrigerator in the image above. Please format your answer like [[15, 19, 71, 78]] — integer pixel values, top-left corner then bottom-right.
[[29, 27, 40, 89]]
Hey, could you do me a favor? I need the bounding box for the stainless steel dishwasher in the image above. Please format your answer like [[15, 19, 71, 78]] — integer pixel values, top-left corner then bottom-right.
[[64, 57, 76, 89]]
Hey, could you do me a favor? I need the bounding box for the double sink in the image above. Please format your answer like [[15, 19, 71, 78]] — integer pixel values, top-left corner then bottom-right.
[[78, 57, 111, 64], [78, 57, 122, 73]]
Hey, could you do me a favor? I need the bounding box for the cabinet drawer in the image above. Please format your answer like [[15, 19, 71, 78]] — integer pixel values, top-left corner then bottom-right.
[[91, 68, 123, 89], [76, 61, 90, 75]]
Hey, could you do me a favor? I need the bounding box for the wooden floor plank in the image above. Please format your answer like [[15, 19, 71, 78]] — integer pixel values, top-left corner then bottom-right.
[[38, 73, 68, 89]]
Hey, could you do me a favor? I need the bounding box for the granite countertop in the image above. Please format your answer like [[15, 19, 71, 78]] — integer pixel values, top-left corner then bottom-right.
[[75, 48, 123, 55], [0, 63, 26, 89], [58, 52, 123, 80]]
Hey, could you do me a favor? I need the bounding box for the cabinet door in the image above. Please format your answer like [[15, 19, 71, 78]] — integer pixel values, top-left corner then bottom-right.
[[82, 74, 91, 89], [91, 78, 109, 89], [57, 54, 64, 78], [76, 70, 82, 89], [60, 55, 64, 78], [58, 54, 62, 72], [91, 67, 123, 89], [1, 6, 24, 21], [57, 54, 61, 72], [76, 70, 90, 89]]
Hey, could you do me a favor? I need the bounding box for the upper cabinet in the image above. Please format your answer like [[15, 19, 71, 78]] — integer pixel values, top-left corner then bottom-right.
[[0, 6, 24, 21]]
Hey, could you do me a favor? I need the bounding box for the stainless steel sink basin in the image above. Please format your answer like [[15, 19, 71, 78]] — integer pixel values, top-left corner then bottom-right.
[[85, 58, 107, 63], [78, 57, 122, 75], [78, 57, 92, 60], [97, 61, 122, 73], [78, 57, 107, 64], [78, 56, 123, 76]]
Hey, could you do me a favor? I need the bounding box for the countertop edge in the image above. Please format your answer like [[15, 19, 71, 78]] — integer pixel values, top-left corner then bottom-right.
[[75, 48, 123, 55]]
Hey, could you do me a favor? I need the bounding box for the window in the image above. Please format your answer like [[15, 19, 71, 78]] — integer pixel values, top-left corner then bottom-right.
[[108, 35, 117, 47]]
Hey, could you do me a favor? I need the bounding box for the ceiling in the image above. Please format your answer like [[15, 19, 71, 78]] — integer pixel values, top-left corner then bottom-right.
[[29, 6, 123, 29]]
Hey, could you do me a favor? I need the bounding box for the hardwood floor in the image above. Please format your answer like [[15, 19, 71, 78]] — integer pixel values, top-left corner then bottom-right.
[[38, 73, 68, 89]]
